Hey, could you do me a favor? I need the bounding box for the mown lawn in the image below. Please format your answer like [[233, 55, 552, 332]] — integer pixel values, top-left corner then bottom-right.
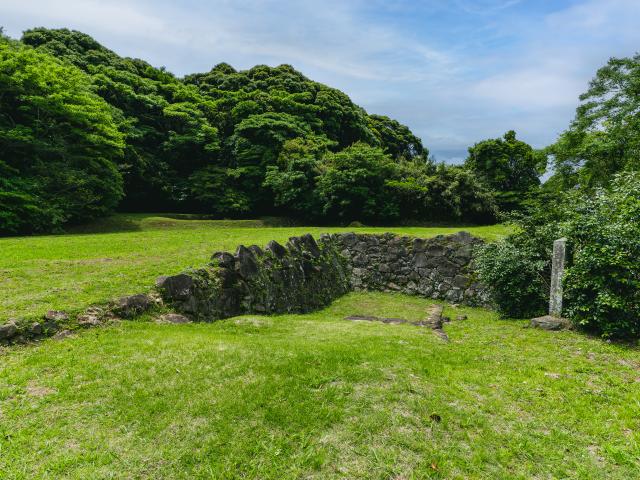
[[0, 214, 509, 320], [1, 292, 639, 479]]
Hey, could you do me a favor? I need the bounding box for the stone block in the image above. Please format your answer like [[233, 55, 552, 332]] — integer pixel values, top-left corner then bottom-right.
[[453, 275, 470, 288], [156, 274, 194, 301], [531, 315, 571, 331], [115, 293, 153, 318], [0, 321, 18, 340], [266, 240, 288, 258], [211, 251, 235, 268], [157, 313, 191, 324], [44, 310, 69, 322]]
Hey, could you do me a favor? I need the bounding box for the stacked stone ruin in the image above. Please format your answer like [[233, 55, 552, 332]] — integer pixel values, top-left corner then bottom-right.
[[157, 231, 489, 321], [1, 231, 489, 344]]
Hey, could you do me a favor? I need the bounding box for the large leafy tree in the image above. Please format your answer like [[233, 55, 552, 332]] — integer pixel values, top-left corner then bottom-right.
[[465, 130, 544, 211], [547, 54, 640, 190], [0, 38, 124, 234], [368, 114, 429, 162], [21, 28, 220, 211], [316, 143, 401, 221]]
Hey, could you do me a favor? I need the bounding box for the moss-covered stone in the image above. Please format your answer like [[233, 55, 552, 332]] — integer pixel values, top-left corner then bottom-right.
[[157, 232, 488, 322], [157, 235, 351, 321]]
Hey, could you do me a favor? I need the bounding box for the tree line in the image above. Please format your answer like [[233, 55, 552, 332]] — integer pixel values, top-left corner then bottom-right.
[[1, 28, 636, 234]]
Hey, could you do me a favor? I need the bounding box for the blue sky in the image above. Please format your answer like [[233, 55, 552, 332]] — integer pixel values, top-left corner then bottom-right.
[[2, 0, 640, 162]]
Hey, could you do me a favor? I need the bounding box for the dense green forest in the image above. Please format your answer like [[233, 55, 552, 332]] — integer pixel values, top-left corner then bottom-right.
[[1, 28, 637, 234], [0, 27, 495, 234]]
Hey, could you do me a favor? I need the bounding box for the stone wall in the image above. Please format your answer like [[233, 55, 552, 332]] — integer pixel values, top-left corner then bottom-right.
[[329, 231, 488, 306], [157, 234, 352, 321], [157, 231, 488, 322], [1, 231, 489, 344]]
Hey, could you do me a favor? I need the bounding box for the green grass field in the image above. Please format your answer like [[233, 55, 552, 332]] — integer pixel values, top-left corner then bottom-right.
[[1, 292, 639, 479], [0, 214, 509, 321], [3, 216, 638, 478]]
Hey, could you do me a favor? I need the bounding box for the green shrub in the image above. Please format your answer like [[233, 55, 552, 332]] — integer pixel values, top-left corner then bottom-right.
[[475, 174, 640, 338], [563, 174, 640, 338], [474, 189, 566, 318], [474, 237, 549, 318]]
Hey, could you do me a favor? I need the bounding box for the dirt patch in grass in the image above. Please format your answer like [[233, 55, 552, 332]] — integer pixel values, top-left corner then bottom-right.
[[25, 382, 57, 398]]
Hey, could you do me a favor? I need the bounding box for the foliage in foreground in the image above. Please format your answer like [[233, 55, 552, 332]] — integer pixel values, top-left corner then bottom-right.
[[563, 174, 640, 338], [475, 173, 640, 338]]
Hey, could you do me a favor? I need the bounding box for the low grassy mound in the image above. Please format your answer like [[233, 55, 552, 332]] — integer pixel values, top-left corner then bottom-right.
[[1, 292, 639, 479], [0, 215, 509, 320]]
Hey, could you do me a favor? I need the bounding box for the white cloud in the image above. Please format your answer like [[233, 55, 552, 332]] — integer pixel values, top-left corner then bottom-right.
[[1, 0, 456, 81], [1, 0, 168, 40], [472, 68, 586, 109], [1, 0, 640, 161], [546, 0, 640, 32]]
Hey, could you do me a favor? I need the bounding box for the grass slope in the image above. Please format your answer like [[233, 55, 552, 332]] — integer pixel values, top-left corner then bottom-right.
[[0, 214, 509, 320], [1, 292, 639, 479]]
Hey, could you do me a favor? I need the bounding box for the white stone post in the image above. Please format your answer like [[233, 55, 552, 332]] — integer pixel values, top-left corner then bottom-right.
[[548, 238, 567, 317]]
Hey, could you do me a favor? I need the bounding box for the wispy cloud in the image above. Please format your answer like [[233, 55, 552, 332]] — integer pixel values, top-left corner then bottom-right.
[[2, 0, 168, 40], [452, 0, 523, 15], [1, 0, 639, 162]]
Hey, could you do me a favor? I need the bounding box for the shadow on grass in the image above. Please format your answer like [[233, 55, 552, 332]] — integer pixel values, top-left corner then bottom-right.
[[62, 213, 281, 235], [64, 215, 144, 234]]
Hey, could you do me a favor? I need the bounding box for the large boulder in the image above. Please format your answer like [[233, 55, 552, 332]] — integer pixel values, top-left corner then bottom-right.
[[156, 274, 194, 301], [0, 321, 18, 340]]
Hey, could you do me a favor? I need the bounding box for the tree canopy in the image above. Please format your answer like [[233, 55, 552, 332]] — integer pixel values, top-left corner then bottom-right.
[[546, 53, 640, 190], [21, 27, 220, 212], [1, 28, 500, 233], [465, 130, 544, 211], [0, 37, 124, 234]]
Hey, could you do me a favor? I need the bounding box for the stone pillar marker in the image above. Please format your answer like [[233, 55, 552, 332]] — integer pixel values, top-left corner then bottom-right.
[[548, 237, 567, 317], [531, 238, 571, 330]]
